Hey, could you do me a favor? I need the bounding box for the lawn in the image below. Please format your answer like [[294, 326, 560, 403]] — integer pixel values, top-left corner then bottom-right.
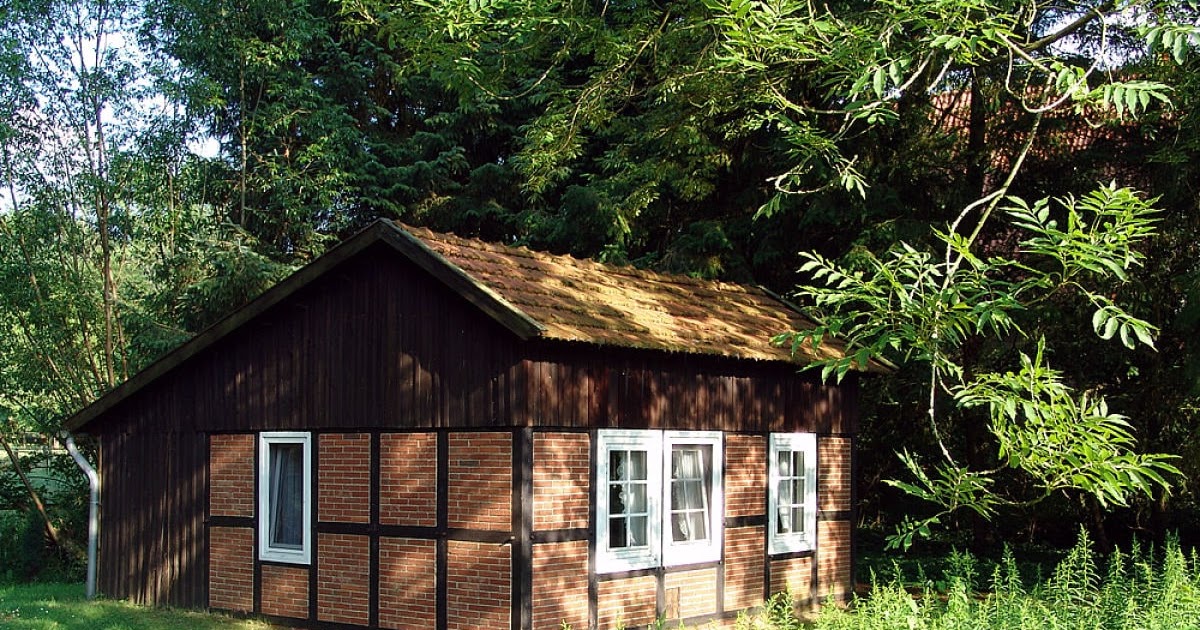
[[0, 583, 272, 629]]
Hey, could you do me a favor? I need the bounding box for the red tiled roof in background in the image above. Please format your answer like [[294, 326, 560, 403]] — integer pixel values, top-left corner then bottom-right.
[[403, 223, 847, 365], [928, 88, 1146, 181]]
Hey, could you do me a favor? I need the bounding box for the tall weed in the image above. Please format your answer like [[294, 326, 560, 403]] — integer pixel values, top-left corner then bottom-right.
[[745, 530, 1200, 629]]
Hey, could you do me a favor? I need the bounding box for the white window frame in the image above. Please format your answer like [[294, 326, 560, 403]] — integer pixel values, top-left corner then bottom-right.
[[258, 431, 312, 564], [768, 432, 818, 555], [596, 429, 662, 573], [595, 429, 723, 573], [662, 431, 723, 567]]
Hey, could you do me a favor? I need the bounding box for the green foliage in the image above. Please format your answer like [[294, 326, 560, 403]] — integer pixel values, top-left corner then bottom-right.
[[730, 590, 805, 629], [805, 531, 1200, 630], [785, 183, 1162, 383], [957, 342, 1179, 509], [0, 511, 24, 583], [0, 449, 89, 584], [782, 181, 1179, 547], [17, 510, 45, 582]]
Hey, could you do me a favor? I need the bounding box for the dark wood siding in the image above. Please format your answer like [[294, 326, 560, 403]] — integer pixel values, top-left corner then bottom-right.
[[512, 345, 857, 434], [86, 242, 855, 607], [89, 244, 851, 438], [98, 429, 207, 606]]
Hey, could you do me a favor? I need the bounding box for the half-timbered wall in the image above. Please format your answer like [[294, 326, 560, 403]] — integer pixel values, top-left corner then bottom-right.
[[87, 243, 858, 623], [197, 429, 852, 629]]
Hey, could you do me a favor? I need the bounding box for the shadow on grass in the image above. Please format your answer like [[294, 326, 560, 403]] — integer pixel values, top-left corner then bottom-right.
[[0, 583, 272, 629]]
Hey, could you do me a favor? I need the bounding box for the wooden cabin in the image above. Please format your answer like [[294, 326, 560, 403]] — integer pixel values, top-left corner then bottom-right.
[[64, 220, 862, 629]]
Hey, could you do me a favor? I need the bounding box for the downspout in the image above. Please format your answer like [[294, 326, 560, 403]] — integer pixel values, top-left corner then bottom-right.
[[61, 432, 99, 600]]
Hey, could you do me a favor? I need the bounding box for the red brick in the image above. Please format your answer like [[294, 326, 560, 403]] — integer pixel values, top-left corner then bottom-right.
[[723, 526, 765, 611], [447, 433, 512, 531], [818, 437, 852, 513], [208, 526, 253, 612], [817, 520, 852, 599], [209, 434, 254, 518], [261, 564, 310, 619], [725, 435, 765, 518], [533, 433, 590, 531], [380, 433, 437, 527], [531, 540, 588, 629], [379, 537, 437, 629], [597, 575, 656, 629], [447, 540, 510, 630], [317, 533, 370, 625], [770, 555, 813, 605], [663, 568, 717, 619], [319, 433, 371, 524]]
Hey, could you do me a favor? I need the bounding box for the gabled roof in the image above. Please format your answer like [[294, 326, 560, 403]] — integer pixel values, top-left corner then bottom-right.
[[64, 220, 851, 432]]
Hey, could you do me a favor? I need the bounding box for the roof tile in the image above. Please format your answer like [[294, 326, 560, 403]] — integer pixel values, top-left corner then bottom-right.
[[402, 223, 846, 364]]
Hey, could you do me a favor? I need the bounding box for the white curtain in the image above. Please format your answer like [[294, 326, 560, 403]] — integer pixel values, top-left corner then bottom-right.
[[670, 447, 709, 543], [269, 444, 303, 548]]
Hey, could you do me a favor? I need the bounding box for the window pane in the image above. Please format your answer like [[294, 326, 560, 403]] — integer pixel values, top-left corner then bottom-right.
[[688, 512, 707, 540], [611, 451, 627, 480], [609, 517, 627, 549], [777, 450, 791, 477], [791, 507, 805, 533], [790, 477, 805, 505], [673, 480, 704, 509], [669, 445, 711, 543], [611, 514, 648, 549], [777, 478, 792, 506], [269, 443, 304, 549], [609, 482, 626, 513], [626, 483, 646, 513], [612, 449, 648, 482], [629, 451, 647, 480], [607, 445, 650, 551], [627, 516, 647, 546], [672, 511, 709, 542]]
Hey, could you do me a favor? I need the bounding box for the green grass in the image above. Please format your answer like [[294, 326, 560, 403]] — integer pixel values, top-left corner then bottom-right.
[[0, 583, 271, 629]]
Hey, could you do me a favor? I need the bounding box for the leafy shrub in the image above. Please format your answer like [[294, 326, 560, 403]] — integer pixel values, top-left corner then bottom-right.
[[0, 451, 88, 583], [0, 510, 24, 583]]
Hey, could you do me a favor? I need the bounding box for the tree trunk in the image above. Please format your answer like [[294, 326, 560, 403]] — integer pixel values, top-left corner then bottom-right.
[[0, 433, 62, 548]]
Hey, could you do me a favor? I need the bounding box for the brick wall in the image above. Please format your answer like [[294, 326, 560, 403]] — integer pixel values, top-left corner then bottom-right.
[[723, 526, 765, 611], [597, 575, 657, 629], [209, 434, 254, 517], [817, 520, 851, 599], [447, 540, 511, 630], [725, 435, 765, 518], [769, 555, 812, 603], [208, 526, 253, 612], [818, 437, 852, 513], [317, 533, 370, 625], [447, 432, 512, 531], [663, 568, 717, 619], [261, 564, 310, 619], [380, 433, 437, 527], [318, 433, 371, 524], [205, 427, 845, 628], [378, 537, 437, 630], [531, 540, 588, 629], [532, 432, 589, 531]]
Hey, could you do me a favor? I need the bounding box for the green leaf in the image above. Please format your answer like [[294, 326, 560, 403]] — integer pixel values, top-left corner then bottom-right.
[[872, 66, 886, 98]]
